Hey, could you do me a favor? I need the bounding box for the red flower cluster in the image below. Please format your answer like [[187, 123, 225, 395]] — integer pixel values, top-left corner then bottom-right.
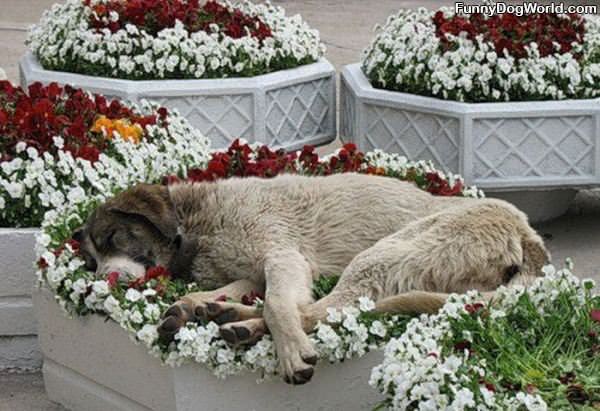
[[433, 11, 585, 59], [128, 265, 172, 290], [424, 172, 464, 197], [164, 139, 466, 198], [0, 81, 161, 163], [464, 302, 485, 315], [87, 0, 272, 40]]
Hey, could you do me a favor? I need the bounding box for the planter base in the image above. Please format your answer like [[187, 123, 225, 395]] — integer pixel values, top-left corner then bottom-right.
[[488, 190, 577, 223], [33, 287, 384, 411], [0, 228, 40, 371]]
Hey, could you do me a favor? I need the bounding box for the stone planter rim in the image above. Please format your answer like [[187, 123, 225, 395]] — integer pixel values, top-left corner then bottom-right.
[[21, 52, 335, 96], [0, 226, 40, 232], [344, 63, 600, 115]]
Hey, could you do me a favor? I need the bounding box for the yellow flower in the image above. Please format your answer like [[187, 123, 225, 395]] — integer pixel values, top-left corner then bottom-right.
[[114, 120, 143, 144], [91, 115, 115, 136], [91, 115, 144, 144]]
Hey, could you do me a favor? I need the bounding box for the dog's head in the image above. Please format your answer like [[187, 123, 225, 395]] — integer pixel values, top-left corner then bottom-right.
[[73, 184, 180, 279]]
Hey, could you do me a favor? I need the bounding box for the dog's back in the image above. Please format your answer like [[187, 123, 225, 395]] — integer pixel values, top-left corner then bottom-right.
[[169, 173, 464, 284]]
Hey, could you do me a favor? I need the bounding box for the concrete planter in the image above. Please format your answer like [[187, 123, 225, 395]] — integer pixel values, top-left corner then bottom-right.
[[20, 52, 337, 151], [0, 228, 41, 371], [340, 63, 600, 222], [33, 287, 383, 411]]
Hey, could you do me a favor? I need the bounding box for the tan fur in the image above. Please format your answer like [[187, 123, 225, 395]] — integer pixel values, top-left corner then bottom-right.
[[78, 173, 549, 385]]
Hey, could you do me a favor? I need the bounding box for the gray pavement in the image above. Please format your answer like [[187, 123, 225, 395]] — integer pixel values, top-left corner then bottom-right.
[[0, 1, 599, 410]]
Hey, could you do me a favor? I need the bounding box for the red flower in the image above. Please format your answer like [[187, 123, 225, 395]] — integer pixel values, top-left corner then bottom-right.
[[37, 257, 48, 269], [454, 340, 471, 352], [66, 239, 80, 254], [591, 309, 600, 323], [106, 271, 120, 288], [425, 172, 464, 196], [145, 265, 171, 281], [465, 302, 485, 314], [241, 290, 264, 305]]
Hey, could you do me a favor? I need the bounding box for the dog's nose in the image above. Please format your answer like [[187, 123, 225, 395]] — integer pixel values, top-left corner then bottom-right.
[[85, 258, 98, 272]]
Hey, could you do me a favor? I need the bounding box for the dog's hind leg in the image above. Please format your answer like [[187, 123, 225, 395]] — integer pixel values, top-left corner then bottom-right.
[[299, 237, 408, 333]]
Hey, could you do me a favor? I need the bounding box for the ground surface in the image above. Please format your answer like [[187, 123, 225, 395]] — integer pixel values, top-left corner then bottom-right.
[[1, 1, 599, 410]]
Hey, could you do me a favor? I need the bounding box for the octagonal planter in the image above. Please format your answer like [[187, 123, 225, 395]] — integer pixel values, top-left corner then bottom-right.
[[20, 52, 337, 150], [0, 228, 42, 371], [33, 287, 383, 411], [340, 63, 600, 222]]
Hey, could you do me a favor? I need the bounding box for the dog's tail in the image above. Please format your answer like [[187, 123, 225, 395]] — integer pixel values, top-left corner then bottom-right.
[[374, 274, 537, 315]]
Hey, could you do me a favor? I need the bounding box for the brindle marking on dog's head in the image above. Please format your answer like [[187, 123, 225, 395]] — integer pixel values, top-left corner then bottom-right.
[[74, 184, 184, 278]]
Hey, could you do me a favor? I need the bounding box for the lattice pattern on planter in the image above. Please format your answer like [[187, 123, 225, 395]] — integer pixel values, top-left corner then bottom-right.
[[154, 94, 254, 148], [340, 77, 356, 139], [265, 78, 332, 147], [473, 116, 596, 181], [362, 104, 460, 172]]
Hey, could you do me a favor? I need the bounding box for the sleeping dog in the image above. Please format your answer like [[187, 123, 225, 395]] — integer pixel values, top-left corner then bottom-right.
[[74, 173, 549, 384]]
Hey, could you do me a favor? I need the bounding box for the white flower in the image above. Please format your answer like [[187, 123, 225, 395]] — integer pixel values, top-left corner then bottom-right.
[[369, 320, 387, 338], [125, 288, 143, 302], [130, 310, 144, 324], [137, 324, 158, 346], [142, 289, 157, 297], [358, 296, 376, 312], [326, 307, 342, 323], [144, 303, 161, 321], [103, 295, 120, 315], [15, 142, 27, 153], [92, 280, 109, 297]]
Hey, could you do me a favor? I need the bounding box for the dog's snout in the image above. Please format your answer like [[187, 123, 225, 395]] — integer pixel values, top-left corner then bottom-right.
[[96, 255, 146, 279]]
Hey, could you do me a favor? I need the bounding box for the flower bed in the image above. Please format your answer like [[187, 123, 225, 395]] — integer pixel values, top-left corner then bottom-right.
[[0, 80, 210, 228], [22, 0, 335, 150], [342, 8, 600, 222], [35, 141, 480, 384], [362, 8, 600, 102], [27, 0, 324, 80], [0, 79, 209, 369], [371, 265, 600, 410]]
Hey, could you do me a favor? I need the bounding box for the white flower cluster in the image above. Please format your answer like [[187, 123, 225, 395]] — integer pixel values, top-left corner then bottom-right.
[[370, 266, 594, 410], [362, 8, 600, 102], [1, 100, 210, 227], [27, 0, 324, 80]]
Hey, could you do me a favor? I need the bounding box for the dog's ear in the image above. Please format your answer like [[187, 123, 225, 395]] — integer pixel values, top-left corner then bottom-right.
[[108, 184, 178, 241]]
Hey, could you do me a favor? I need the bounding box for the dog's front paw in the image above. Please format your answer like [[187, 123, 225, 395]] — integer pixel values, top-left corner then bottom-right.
[[278, 336, 319, 385], [196, 301, 261, 325], [157, 302, 196, 343], [219, 318, 266, 346]]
